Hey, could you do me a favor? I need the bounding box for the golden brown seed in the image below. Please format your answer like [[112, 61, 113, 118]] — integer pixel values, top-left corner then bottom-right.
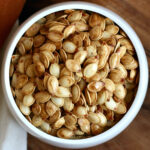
[[114, 103, 127, 114], [17, 42, 26, 55], [73, 106, 87, 117], [40, 121, 51, 133], [40, 43, 56, 52], [25, 23, 41, 37], [26, 64, 35, 77], [72, 21, 88, 32], [109, 53, 120, 69], [65, 59, 81, 72], [97, 112, 107, 127], [89, 13, 104, 27], [34, 91, 51, 103], [32, 115, 42, 127], [33, 35, 45, 47], [114, 84, 126, 99], [121, 54, 138, 70], [86, 45, 97, 57], [59, 76, 75, 88], [9, 63, 14, 77], [109, 69, 125, 83], [19, 103, 31, 115], [119, 38, 133, 50], [47, 31, 63, 42], [90, 26, 102, 40], [48, 110, 61, 124], [105, 97, 119, 111], [16, 74, 28, 89], [83, 63, 98, 78], [74, 51, 87, 64], [32, 103, 41, 115], [72, 84, 80, 103], [22, 81, 35, 95], [46, 101, 58, 116], [35, 77, 45, 91], [20, 37, 33, 50], [55, 86, 72, 98], [117, 63, 127, 78], [103, 78, 115, 93], [57, 128, 74, 139], [91, 124, 103, 135], [106, 25, 119, 35], [51, 97, 64, 107], [63, 41, 76, 53], [85, 89, 97, 106], [49, 63, 60, 78], [68, 11, 82, 22], [34, 61, 45, 76], [23, 94, 35, 107], [63, 98, 74, 112], [53, 117, 65, 129], [116, 46, 126, 58], [78, 79, 86, 92], [49, 24, 65, 32], [87, 81, 104, 92], [97, 90, 108, 105], [88, 112, 100, 124], [47, 75, 59, 94], [78, 118, 90, 134], [63, 24, 76, 38]]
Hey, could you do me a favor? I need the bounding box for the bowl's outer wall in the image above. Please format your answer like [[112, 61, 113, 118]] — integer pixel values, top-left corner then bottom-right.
[[1, 2, 149, 149]]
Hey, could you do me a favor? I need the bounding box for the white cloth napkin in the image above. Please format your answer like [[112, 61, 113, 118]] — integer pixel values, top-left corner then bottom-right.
[[0, 21, 27, 150]]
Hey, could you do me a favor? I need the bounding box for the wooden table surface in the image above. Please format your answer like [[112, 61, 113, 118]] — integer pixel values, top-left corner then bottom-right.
[[19, 0, 150, 150]]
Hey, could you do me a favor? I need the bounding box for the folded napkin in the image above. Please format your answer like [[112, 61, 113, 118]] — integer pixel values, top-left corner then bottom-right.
[[0, 21, 27, 150]]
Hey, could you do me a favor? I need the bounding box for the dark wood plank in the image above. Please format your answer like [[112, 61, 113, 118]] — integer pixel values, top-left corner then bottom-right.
[[19, 0, 150, 149]]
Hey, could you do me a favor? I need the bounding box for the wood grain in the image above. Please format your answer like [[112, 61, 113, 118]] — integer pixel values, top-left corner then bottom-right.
[[19, 0, 150, 149]]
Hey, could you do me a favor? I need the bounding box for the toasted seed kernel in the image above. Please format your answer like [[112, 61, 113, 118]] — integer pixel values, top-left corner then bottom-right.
[[32, 103, 41, 115], [105, 97, 119, 111], [74, 51, 87, 64], [49, 63, 60, 78], [68, 11, 82, 22], [34, 91, 51, 103], [25, 23, 41, 37], [91, 124, 103, 135], [63, 24, 76, 38], [109, 69, 125, 83], [20, 37, 33, 50], [40, 121, 51, 133], [47, 75, 59, 94], [23, 95, 35, 106], [72, 84, 80, 103], [47, 31, 63, 42], [114, 84, 126, 99], [19, 103, 31, 115], [46, 101, 58, 116], [40, 43, 56, 52], [55, 86, 72, 97], [115, 102, 127, 114], [51, 97, 64, 107], [88, 112, 100, 124], [72, 21, 88, 32], [97, 112, 107, 127], [90, 26, 102, 40], [83, 63, 98, 78], [16, 74, 28, 89], [57, 128, 74, 139], [32, 115, 42, 127], [103, 78, 115, 93], [22, 81, 35, 95], [73, 106, 87, 117], [121, 54, 138, 70], [106, 25, 119, 35], [78, 118, 90, 134], [109, 53, 120, 69], [59, 75, 75, 88], [63, 98, 74, 112], [66, 59, 81, 72], [53, 117, 65, 129], [63, 41, 76, 53], [87, 81, 104, 92], [97, 90, 108, 105], [34, 35, 45, 47]]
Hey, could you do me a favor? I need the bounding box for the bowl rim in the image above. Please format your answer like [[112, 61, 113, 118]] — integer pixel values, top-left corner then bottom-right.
[[1, 1, 149, 149]]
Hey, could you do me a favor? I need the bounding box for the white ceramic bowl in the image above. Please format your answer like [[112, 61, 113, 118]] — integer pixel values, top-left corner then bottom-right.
[[1, 2, 149, 149]]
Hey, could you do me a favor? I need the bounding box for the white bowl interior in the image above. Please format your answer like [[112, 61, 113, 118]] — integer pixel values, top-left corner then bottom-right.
[[1, 2, 149, 149]]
